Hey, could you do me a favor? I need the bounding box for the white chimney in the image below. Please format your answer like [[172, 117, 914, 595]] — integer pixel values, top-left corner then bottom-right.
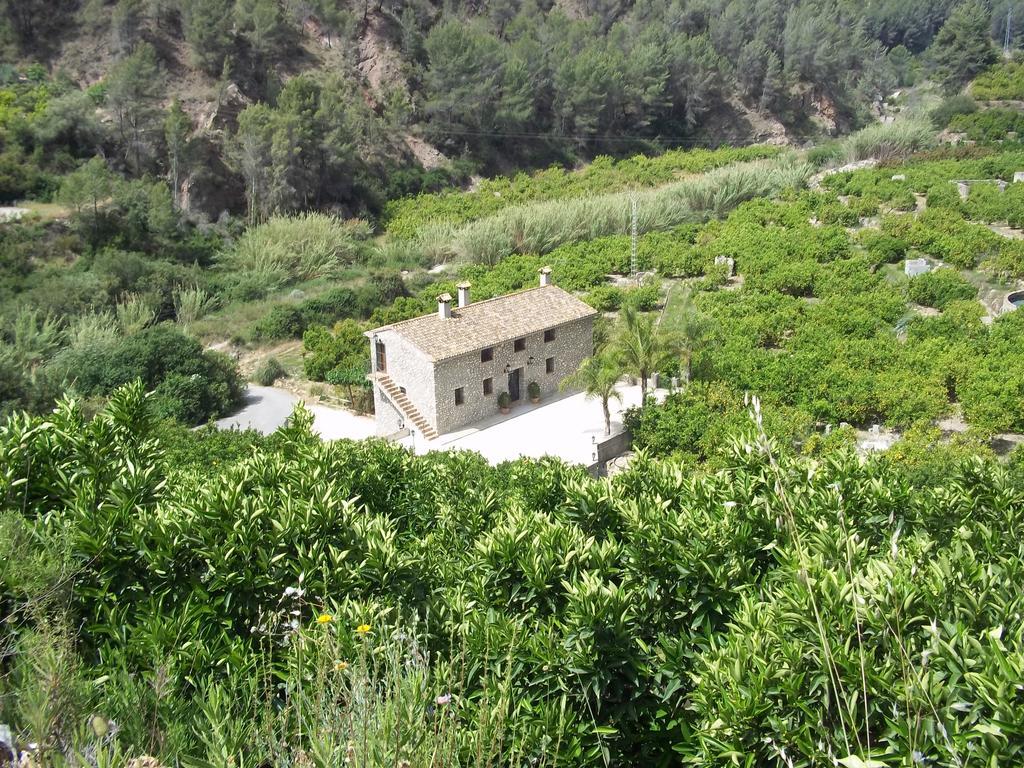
[[437, 293, 453, 319], [457, 282, 471, 308], [539, 266, 552, 287]]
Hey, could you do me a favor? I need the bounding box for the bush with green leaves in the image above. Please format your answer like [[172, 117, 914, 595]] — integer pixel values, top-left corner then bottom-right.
[[5, 384, 1024, 766], [840, 120, 935, 163], [929, 94, 978, 129], [584, 284, 624, 312], [52, 324, 242, 424], [948, 108, 1024, 141], [302, 320, 369, 382], [252, 288, 361, 341], [621, 282, 661, 311], [907, 267, 977, 310], [971, 59, 1024, 100]]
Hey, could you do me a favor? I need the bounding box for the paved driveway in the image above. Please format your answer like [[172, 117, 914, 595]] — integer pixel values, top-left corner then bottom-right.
[[400, 383, 661, 465], [215, 385, 376, 441], [218, 383, 661, 466]]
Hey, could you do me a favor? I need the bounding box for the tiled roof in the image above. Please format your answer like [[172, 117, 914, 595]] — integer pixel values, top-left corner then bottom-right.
[[368, 285, 597, 362]]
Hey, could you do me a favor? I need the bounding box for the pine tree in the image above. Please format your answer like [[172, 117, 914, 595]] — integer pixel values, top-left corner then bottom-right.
[[164, 99, 192, 211], [928, 1, 997, 93], [105, 42, 163, 174], [182, 0, 235, 76]]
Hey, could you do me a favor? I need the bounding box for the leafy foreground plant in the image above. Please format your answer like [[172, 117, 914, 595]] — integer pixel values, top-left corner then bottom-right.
[[2, 384, 1024, 766]]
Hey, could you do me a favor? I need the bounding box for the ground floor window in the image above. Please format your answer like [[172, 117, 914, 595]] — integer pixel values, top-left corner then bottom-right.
[[545, 357, 555, 373], [455, 387, 465, 405], [483, 377, 493, 395]]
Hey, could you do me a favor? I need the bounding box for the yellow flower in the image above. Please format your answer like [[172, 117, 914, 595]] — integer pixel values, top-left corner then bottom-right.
[[316, 613, 333, 624], [355, 623, 371, 635], [335, 661, 349, 671]]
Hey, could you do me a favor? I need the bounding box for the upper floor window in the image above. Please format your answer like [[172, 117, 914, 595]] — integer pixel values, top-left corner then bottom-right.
[[481, 347, 494, 363], [514, 338, 526, 352], [544, 329, 556, 343]]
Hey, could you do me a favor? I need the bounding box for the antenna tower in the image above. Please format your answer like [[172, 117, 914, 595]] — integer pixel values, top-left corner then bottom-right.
[[1005, 6, 1014, 58], [630, 193, 638, 281]]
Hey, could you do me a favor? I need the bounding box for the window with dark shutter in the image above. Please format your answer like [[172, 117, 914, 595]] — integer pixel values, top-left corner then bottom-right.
[[483, 378, 493, 395], [455, 387, 464, 405], [545, 357, 555, 373]]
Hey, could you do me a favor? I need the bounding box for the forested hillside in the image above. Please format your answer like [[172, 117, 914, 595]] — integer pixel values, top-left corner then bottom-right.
[[0, 0, 1016, 219]]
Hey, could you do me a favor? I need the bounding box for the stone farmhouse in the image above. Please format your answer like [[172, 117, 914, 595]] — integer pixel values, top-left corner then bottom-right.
[[366, 268, 598, 440]]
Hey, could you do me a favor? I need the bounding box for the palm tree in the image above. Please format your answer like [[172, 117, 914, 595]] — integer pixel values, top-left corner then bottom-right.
[[615, 304, 679, 401], [668, 286, 709, 384], [561, 352, 623, 436]]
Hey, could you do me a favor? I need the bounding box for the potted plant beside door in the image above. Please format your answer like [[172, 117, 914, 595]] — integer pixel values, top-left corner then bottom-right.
[[498, 391, 511, 414], [528, 381, 541, 404]]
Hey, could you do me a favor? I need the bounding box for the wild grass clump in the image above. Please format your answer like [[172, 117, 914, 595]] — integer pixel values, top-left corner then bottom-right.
[[841, 120, 935, 163], [66, 312, 119, 350], [4, 307, 63, 367], [172, 286, 218, 328], [219, 213, 371, 300], [383, 144, 784, 238], [115, 293, 157, 336], [253, 356, 286, 386], [427, 158, 811, 265]]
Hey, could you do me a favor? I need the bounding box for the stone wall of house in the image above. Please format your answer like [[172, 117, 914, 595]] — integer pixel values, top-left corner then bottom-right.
[[370, 328, 437, 436], [372, 387, 405, 437], [433, 315, 595, 435]]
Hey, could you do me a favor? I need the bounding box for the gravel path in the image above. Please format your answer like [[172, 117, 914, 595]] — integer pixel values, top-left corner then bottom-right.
[[215, 385, 376, 441]]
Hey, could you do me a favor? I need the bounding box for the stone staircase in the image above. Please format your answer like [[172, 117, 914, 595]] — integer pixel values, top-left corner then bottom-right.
[[375, 374, 438, 441]]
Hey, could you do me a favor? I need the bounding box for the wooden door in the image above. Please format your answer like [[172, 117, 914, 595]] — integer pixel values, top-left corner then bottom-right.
[[508, 368, 521, 401]]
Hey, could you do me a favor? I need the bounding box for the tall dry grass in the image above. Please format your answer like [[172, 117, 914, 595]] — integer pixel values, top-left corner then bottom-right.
[[841, 120, 935, 163], [414, 158, 812, 265]]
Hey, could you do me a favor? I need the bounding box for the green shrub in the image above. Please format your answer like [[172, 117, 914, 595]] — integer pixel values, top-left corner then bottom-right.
[[908, 268, 977, 310], [929, 94, 978, 129], [697, 261, 730, 290], [948, 109, 1024, 141], [253, 356, 286, 386], [971, 60, 1024, 100], [429, 158, 811, 265], [622, 282, 661, 311], [643, 229, 707, 277], [252, 304, 306, 340], [857, 229, 907, 265], [584, 284, 624, 312], [847, 195, 880, 218], [302, 320, 368, 382], [53, 324, 242, 424], [806, 141, 842, 168]]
